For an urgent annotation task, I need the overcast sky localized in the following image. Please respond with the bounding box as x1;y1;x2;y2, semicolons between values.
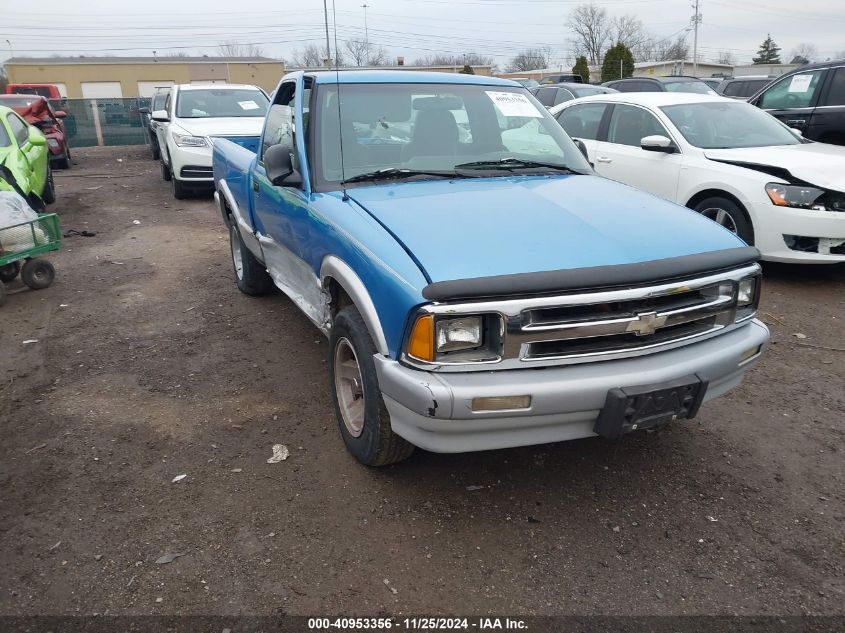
3;0;844;69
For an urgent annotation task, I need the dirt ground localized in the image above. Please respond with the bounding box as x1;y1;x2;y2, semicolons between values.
0;146;843;617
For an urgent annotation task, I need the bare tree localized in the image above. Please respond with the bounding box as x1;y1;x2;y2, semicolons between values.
611;14;650;61
507;48;551;72
366;46;389;66
567;3;611;66
343;38;389;66
216;41;265;57
789;43;818;64
716;50;736;65
655;35;689;61
291;43;341;68
412;53;493;67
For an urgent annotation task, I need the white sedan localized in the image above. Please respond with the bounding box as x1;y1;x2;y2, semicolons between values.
551;93;845;263
153;84;269;199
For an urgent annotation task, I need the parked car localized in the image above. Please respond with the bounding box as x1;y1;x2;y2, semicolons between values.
139;91;169;160
5;83;63;100
747;59;845;145
530;83;618;108
552;92;845;263
212;70;768;466
602;76;717;95
539;73;584;84
717;76;776;100
152;84;269;199
0;95;71;169
700;77;726;91
510;78;540;88
0;105;55;207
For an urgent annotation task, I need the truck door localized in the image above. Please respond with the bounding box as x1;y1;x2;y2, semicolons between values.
251;78;323;323
753;68;827;139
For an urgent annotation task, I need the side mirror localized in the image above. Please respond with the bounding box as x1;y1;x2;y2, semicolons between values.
640;135;677;153
264;143;301;187
54;110;67;118
151;109;169;122
573;138;590;161
28;126;47;147
139;107;150;115
790;127;803;138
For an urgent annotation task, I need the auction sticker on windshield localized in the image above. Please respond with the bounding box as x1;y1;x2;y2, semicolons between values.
788;74;813;93
486;91;543;117
238;100;260;110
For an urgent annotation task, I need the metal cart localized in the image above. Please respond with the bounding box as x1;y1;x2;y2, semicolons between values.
0;213;61;306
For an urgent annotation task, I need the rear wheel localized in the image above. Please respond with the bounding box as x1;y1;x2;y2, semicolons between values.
41;166;56;204
329;306;415;466
55;145;71;170
21;259;55;290
0;281;6;306
0;262;20;283
693;196;753;245
229;223;274;295
151;138;160;160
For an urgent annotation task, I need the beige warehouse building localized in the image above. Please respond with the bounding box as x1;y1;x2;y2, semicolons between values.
4;56;286;98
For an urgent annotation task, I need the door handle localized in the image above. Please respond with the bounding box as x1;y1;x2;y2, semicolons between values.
252;180;259;193
786;119;806;126
595;156;613;163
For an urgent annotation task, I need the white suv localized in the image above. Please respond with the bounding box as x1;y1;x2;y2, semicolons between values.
153;84;269;199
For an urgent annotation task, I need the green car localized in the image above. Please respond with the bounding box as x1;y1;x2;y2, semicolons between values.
0;104;55;208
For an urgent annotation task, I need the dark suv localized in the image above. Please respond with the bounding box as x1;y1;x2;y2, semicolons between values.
538;73;584;85
716;76;775;99
602;76;716;94
530;83;618;108
748;59;845;146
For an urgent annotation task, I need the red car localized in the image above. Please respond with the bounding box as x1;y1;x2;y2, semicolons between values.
0;95;71;169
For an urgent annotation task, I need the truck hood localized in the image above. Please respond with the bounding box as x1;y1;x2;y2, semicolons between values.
704;143;845;191
347;175;746;284
173;117;264;138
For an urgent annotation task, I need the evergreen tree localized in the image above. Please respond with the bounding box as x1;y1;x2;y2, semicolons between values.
572;56;590;83
753;34;782;64
601;43;634;82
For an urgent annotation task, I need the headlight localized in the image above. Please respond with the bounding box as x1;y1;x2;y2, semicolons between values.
765;183;826;210
406;313;501;363
436;316;482;352
735;274;760;322
172;132;206;147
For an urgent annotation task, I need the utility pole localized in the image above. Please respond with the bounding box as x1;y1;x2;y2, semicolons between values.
361;3;370;60
323;0;332;69
691;0;702;76
620;58;623;79
5;39;13;59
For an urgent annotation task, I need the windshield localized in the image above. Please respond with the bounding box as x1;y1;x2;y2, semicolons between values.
572;86;614;97
176;88;269;119
664;80;717;95
661;101;801;148
314;82;591;187
0;96;39;108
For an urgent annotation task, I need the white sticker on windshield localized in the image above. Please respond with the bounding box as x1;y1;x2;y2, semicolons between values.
486;91;544;118
238;100;260;110
787;74;813;93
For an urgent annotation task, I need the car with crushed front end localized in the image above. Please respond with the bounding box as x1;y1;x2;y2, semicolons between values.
212;70;769;466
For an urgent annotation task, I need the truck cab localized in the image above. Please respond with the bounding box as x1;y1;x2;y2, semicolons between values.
213;70;768;466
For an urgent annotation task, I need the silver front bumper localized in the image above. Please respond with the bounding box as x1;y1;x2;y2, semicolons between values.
375;319;769;453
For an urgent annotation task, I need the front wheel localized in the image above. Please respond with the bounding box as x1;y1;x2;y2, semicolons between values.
329;306;415;466
172;174;190;200
41;166;56;204
0;262;20;283
160;158;172;181
21;259;55;290
693;197;753;245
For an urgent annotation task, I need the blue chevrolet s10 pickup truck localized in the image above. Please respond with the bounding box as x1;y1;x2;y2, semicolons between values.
212;70;769;466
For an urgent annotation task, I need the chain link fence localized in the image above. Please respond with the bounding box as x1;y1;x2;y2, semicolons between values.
51;98;152;148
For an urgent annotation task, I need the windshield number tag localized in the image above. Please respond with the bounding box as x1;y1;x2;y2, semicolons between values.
486;91;543;118
787;75;812;93
238;100;260;110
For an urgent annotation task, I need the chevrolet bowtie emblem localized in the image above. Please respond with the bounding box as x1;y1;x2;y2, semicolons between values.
626;311;667;336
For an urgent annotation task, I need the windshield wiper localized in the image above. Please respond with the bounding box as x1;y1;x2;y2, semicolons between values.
454;158;585;174
342;167;465;184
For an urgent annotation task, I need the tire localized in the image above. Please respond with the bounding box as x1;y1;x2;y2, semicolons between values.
160;158;172;181
0;281;6;306
329;306;415;466
0;262;20;283
693;196;754;245
229;223;274;295
41;166;56;205
172;173;190;200
21;258;55;290
55;145;71;170
151;139;160;161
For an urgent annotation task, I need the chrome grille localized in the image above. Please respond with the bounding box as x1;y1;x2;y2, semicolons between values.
406;264;760;372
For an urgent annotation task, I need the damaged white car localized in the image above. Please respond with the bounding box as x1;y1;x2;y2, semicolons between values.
553;93;845;263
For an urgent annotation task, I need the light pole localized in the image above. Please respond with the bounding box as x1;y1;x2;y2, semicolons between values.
5;39;13;59
691;0;702;76
361;3;370;61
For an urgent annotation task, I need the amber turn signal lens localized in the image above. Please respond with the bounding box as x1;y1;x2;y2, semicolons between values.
408;314;434;361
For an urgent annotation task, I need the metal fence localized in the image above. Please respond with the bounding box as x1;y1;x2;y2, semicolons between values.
51;98;152;148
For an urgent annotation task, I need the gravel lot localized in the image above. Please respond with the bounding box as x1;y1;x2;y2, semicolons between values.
1;146;843;617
